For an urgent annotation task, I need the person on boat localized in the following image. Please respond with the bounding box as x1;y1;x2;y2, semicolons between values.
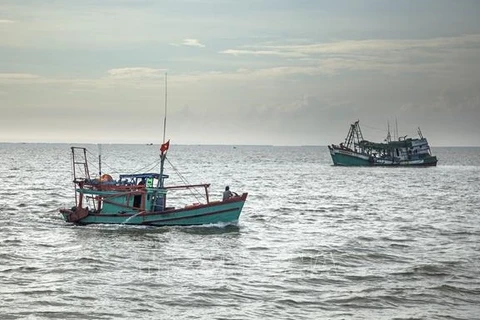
223;186;232;201
223;186;238;201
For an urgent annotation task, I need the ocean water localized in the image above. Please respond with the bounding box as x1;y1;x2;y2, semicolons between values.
0;143;479;320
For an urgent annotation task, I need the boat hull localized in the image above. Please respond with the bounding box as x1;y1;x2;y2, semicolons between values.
329;147;437;167
328;148;371;166
60;193;247;226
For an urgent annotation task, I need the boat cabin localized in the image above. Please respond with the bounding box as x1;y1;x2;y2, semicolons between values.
77;173;170;214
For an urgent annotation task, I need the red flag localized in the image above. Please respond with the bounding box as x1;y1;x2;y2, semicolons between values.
160;139;170;154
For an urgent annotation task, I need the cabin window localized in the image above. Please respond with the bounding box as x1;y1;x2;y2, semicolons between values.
133;194;142;208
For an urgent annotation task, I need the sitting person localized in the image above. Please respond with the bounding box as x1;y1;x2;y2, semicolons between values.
222;186;238;201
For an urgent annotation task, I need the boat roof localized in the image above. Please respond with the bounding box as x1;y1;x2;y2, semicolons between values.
119;173;169;179
359;138;427;149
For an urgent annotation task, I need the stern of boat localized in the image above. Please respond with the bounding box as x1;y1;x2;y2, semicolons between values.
59;206;89;223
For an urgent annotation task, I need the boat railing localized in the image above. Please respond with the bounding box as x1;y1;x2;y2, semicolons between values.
165;183;211;190
166;183;212;203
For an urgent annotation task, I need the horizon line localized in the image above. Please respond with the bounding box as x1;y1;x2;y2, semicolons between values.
1;141;479;148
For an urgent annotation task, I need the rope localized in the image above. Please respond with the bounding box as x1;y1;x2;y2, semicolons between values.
85;149;160;177
165;156;206;202
84;148;207;203
360;122;421;140
360;123;387;132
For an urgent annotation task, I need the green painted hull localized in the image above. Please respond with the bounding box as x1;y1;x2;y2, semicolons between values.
329;147;437;167
60;198;246;226
329;149;371;166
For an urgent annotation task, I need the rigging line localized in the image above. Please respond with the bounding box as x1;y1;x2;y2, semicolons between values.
145;160;161;174
362;125;419;139
360;123;387;132
165;157;206;201
84;149;105;175
98;161;118;174
133;159;161;174
164;157;189;184
86;147;163;176
89;159;118;176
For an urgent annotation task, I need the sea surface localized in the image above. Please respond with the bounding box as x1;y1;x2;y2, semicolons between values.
0;143;479;320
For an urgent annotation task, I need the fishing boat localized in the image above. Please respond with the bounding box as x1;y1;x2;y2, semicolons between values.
59;74;248;226
59;145;248;226
328;120;438;166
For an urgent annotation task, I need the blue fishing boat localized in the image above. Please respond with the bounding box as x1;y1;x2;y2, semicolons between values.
59;145;248;226
328;120;438;166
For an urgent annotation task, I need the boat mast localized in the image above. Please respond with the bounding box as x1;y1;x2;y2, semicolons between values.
395;117;399;141
386;121;391;142
98;144;102;177
163;73;167;144
417;127;424;139
345;120;363;149
159;73;167;188
356;121;364;142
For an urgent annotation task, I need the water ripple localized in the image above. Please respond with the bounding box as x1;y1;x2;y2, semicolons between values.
0;144;479;319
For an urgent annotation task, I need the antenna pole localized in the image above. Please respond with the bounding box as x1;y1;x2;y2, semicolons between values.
158;73;168;188
386;121;391;142
98;144;102;177
163;73;167;144
395;117;398;141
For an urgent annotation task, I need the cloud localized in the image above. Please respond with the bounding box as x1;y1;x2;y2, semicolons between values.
220;34;480;76
0;73;41;82
0;19;14;24
223;34;480;58
107;67;166;79
221;49;305;58
173;38;206;48
1;33;479;88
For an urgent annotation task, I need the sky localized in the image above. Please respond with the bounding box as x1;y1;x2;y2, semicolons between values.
1;0;480;146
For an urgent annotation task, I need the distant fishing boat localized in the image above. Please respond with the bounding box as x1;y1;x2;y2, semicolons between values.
328;120;438;166
59;74;248;226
